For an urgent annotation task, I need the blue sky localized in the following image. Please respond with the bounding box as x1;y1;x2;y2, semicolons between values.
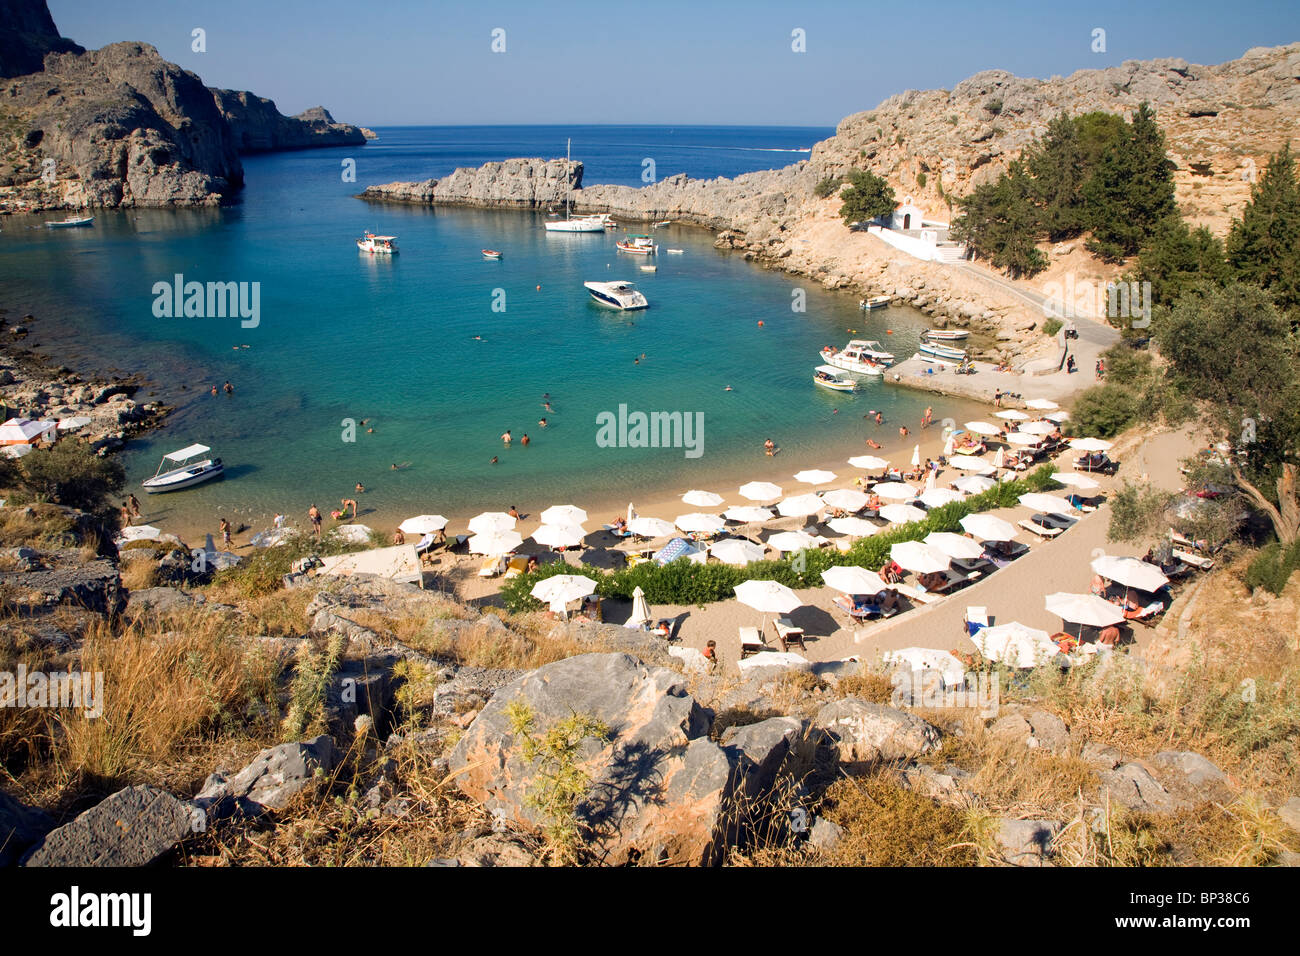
49;0;1300;127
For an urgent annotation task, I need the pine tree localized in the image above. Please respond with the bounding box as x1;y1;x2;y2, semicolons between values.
1226;145;1300;321
1134;216;1229;306
838;168;896;226
1084;103;1177;261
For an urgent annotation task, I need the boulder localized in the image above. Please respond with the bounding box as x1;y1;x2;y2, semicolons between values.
21;785;192;866
807;817;843;851
1025;709;1070;752
1147;751;1232;805
1100;762;1184;813
996;818;1061;866
1277;796;1300;834
813;698;942;765
720;716;813;798
193;735;337;820
449;653;741;866
0;789;53;866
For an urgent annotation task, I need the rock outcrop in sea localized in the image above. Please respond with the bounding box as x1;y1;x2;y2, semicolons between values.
211;93;366;153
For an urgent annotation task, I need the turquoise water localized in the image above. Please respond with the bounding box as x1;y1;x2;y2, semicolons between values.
0;127;971;530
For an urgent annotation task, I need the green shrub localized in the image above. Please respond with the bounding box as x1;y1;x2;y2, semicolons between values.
1071;384;1143;438
212;529;374;597
916;171;928;190
1244;539;1300;596
16;442;125;512
813;175;842;199
1108;481;1176;544
1042;317;1063;337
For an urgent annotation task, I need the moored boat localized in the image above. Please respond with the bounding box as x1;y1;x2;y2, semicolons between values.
923;328;969;341
859;295;891;310
820;339;892;374
482;249;502;259
616;234;657;255
357;232;398;254
46;216;94;228
814;365;857;391
919;340;967;361
584;280;648;310
142;444;224;494
544;139;607;233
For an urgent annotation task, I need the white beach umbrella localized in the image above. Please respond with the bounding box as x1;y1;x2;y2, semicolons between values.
710;538;767;566
995;409;1030;421
768;530;819;553
794;469;837;486
910;444;921;467
971;622;1059;668
1004;432;1042;446
942;434;955;456
1051;472;1099;490
627;503;637;525
532;523;587;549
848;455;889;470
531;574;598;605
1018;492;1075;514
891;541;951;574
821;564;888;594
964;421;1001;436
1070;437;1113;452
924;531;985;560
734;580;802;634
1045;410;1071;423
1091;554;1169;592
919;488;964;508
924;468;937;492
827;516;879;537
675;512;726;534
991;447;1006;470
468;511;516;535
879;503;926;524
399;514;449;534
724;505;774;523
681;490;724;508
953;475;996;494
872;482;918;500
469;529;523;555
1019;420;1056;436
821;488;869;511
626;586;652;630
739;481;783;501
777;493;825;517
949;455;994;473
1025;398;1059;410
1045;592;1125;628
628;516;676;538
884;647;968;686
540;504;588;526
959;513;1018;541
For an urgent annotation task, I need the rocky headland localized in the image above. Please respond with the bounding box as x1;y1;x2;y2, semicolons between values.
0;0;365;212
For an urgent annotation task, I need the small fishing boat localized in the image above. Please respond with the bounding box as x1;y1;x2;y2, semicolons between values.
814;365;857;392
913;352;963;368
666;249;684;255
859;295;891;310
653;220;672;228
584;280;648;310
616;234;657;255
142;444;224;494
46;216;94;228
923;328;969;341
357;232;398;254
820;339;891;374
482;249;502;259
639;264;657;272
919;340;967;362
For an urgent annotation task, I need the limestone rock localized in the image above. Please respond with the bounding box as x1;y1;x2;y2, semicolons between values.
813;698;942;765
194;735;337;819
996;818;1061;866
21;785;192;866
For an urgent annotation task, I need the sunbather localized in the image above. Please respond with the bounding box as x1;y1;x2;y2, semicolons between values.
916;570;948;593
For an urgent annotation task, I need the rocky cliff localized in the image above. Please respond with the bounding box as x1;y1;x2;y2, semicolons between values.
0;0;81;79
212;92;366;152
360;157;580;208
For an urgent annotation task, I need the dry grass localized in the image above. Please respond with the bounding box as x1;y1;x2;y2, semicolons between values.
119;557;160;591
0;504;80;549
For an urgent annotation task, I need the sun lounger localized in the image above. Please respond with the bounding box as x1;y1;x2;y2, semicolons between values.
1018;518;1063;539
833;594;879;620
774;616;806;652
1172;548;1213;569
895;583;942;605
503;555;530;579
739;626;765;658
965;606;988;636
477;555;506;577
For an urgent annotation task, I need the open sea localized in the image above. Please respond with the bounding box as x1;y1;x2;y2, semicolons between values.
0;125;979;531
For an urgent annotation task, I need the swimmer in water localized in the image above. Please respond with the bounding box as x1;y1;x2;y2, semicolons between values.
539;418;548;427
490;456;499;464
724;386;733;391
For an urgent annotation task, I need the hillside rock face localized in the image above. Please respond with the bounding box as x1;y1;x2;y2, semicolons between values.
0;42;243;208
212;92;366;152
0;0;81;79
361;157;580;208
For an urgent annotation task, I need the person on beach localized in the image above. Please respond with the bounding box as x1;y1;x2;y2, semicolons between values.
865;438;882;449
994;390;1002;407
273;513;286;529
526;556;539;573
341;497;358;519
393;529;406;545
899;426;909;439
501;430;512;444
703;640;718;673
764;438;777;456
521;433;530;446
922;406;933;428
309;505;322;539
127;494;142;520
120;502;132;526
220;517;232;547
508;505;521;518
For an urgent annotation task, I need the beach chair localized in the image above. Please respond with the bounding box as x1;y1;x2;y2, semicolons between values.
503;555;530;579
739;626;764;659
833;594;879;621
477;555;506;577
964;606;988;637
1018;518;1063;539
895;583;942;605
774;616;806;652
1172;548;1213;570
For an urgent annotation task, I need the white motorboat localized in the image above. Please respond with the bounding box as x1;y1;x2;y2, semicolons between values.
142;444;224;494
920;340;967;361
584;280;648;310
666;249;684;254
544;139;607;233
46;216;94;228
616;234;657;255
923;328;969;341
814;365;857;392
859;295;891;310
357;231;397;254
819;339;890;374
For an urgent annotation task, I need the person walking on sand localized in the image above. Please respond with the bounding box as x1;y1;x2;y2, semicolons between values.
994;389;1002;407
922;406;933;428
127;493;142;520
308;504;322;539
220;517;232;548
120;502;132;527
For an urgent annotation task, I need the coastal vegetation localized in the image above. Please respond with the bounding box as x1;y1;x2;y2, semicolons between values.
837;168;896;226
2;442;124;513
